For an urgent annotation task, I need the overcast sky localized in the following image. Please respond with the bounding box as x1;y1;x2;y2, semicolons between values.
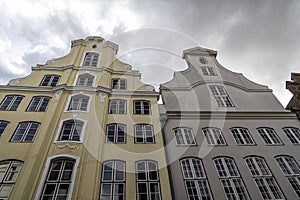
0;0;299;106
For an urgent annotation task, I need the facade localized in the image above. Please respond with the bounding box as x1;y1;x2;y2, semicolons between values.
160;47;300;199
286;73;300;120
0;36;172;199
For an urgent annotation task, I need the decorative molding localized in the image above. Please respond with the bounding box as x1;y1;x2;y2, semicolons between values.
54;90;63;102
99;92;107;103
8;78;20;85
55;143;80;149
46;59;55;65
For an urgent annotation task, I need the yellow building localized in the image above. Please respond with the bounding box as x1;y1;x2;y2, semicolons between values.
0;36;172;200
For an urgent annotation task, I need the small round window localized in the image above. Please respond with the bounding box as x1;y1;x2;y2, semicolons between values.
199;57;208;64
92;44;97;49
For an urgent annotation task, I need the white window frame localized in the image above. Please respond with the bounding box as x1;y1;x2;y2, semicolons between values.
81;52;101;67
100;160;126;200
10;122;40;142
111;79;127;90
134;124;155;144
173;127;196;146
40;75;60;87
0;121;9;137
54;118;87;143
65;94;91;112
230;127;255;145
0;95;24;111
108;99;127;114
202;127;226;145
213;157;250;199
136;160;161;200
201;67;217;76
245;156;285;199
257;127;283;145
209;85;234;107
283;127;300;144
105;124;126;144
133;100;151;115
75;72;95;87
180;158;212;199
27;96;51;112
34;154;80;200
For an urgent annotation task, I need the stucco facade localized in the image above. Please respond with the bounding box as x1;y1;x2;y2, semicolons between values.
160;47;300;199
0;36;171;199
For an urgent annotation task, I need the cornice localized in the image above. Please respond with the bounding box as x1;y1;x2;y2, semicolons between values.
165;111;298;120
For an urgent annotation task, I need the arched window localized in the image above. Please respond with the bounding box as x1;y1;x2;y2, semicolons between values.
106;124;126;143
136;160;161;200
133;100;151;115
213;157;249;199
257;127;282;145
11;122;40;142
100;160;125;200
275;155;300;197
58;120;84;141
83;52;100;67
40;158;76;199
0;95;24;111
245;156;284;199
230;127;255;145
173;127;196;145
67;95;89;111
180;158;212;199
202;127;226;145
134;124;154;143
76;73;95;86
0;121;9;137
283;127;300;144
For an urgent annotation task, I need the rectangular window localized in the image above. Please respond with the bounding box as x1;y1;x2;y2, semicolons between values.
67;95;89;111
76;74;94;86
106;124;126;143
109;100;127;114
0;121;9;137
202;128;226;145
27;96;50;112
83;52;99;67
112;79;127;90
257;128;282;145
134;101;151;115
230;127;255;145
174;127;196;145
40;75;60;87
11;122;40;142
209;86;234;107
201;67;217;76
0;95;24;111
135;124;154;144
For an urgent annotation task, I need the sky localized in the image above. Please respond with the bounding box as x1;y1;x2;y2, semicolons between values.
0;0;299;106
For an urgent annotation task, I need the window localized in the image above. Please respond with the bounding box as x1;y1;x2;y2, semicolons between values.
40;158;76;199
202;127;226;145
275;155;300;198
180;158;212;199
245;156;284;199
27;96;50;112
76;73;94;86
209;86;234;107
11;122;40;142
112;79;127;90
0;121;9;137
106;124;126;143
199;57;208;64
100;160;125;200
136;160;161;200
0;160;23;200
283;127;300;144
257;128;282;145
135;124;155;144
0;95;23;111
173;127;196;145
67;95;89;111
213;157;250;199
83;52;100;67
134;100;151;115
230;127;255;145
109;100;126;114
40;75;60;87
58;120;83;142
201;67;217;76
